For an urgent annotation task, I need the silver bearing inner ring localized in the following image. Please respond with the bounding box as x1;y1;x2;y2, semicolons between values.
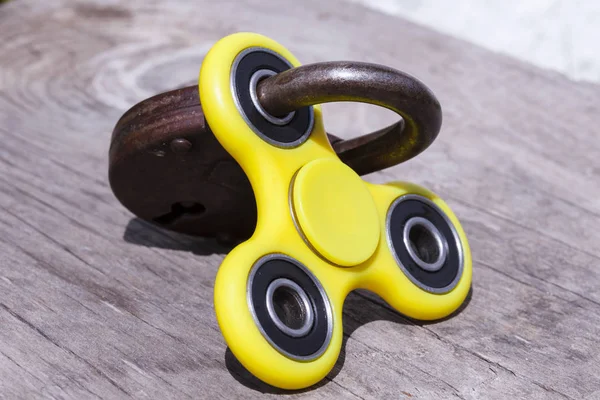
403;216;449;272
249;69;296;126
266;278;314;337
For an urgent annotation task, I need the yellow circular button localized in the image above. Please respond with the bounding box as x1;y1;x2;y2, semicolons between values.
291;158;380;267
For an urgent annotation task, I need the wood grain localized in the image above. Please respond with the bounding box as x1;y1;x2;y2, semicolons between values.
1;1;599;399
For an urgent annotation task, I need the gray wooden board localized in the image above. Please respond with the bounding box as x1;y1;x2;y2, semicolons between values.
0;0;599;399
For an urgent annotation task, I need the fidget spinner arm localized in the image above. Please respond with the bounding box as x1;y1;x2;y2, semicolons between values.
199;33;472;389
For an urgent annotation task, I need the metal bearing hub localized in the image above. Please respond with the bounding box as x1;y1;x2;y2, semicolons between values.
266;278;314;338
403;216;448;272
386;194;464;293
247;254;333;360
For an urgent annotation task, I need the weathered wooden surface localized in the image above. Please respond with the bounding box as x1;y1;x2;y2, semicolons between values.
1;1;599;399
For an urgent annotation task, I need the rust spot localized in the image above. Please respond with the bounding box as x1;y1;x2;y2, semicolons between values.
401;391;413;398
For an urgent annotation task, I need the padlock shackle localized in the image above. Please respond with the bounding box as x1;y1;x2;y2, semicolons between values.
257;61;442;175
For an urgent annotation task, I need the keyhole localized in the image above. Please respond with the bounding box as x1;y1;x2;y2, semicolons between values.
153;202;206;225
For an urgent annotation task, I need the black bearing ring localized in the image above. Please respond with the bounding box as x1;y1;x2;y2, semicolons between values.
247;254;333;360
230;48;314;148
386;194;464;293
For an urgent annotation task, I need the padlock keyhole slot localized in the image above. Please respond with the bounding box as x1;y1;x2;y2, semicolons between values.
153;202;206;225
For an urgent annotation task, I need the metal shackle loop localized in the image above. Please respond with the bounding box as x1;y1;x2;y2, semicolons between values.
257;61;442;175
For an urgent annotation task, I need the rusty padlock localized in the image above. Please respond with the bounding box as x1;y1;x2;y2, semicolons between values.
109;61;441;242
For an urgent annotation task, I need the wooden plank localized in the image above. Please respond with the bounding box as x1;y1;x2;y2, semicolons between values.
1;0;599;399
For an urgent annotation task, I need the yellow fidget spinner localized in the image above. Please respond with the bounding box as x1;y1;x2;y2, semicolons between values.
199;33;472;389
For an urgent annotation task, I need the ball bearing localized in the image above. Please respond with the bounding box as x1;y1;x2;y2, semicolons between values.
247;254;333;360
386;194;464;293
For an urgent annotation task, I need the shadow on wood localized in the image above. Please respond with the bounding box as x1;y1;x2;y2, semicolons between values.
414;286;473;326
122;216;473;392
122;217;231;256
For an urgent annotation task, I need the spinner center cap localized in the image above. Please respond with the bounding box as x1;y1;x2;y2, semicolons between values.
291;158;380;267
